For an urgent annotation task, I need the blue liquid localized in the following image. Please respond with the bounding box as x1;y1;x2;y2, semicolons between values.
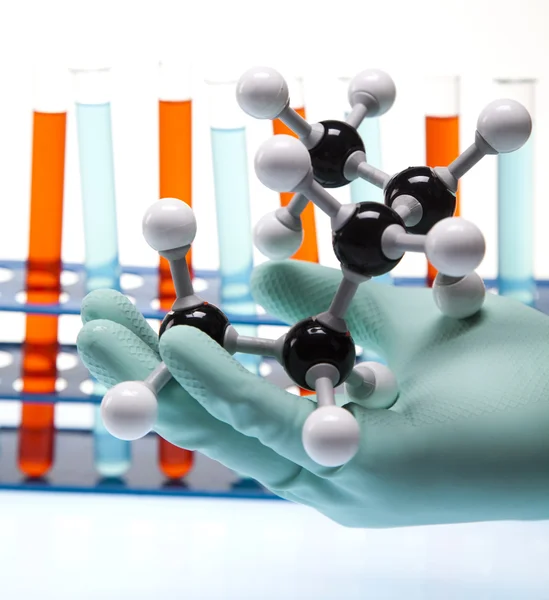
497;137;536;305
350;117;383;205
75;102;130;477
75;103;121;290
345;114;391;285
92;385;131;479
211;127;260;375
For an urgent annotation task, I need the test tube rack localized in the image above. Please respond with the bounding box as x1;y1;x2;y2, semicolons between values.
2;260;549;497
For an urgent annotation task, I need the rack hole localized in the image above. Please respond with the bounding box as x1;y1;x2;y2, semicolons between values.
79;379;95;395
193;278;208;292
0;268;14;283
259;362;273;377
57;353;78;371
61;271;79;286
121;274;145;290
0;351;13;368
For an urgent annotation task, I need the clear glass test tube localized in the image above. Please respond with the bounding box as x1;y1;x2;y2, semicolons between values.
425;75;461;287
18;65;68;478
339;75;391;287
71;67;121;290
272;75;319;263
158;60;194;481
70;66;129;478
207;79;260;374
495;78;536;305
159;61;193;286
339;75;384;205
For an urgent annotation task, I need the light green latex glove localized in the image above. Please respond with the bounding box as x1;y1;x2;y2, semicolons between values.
77;260;549;528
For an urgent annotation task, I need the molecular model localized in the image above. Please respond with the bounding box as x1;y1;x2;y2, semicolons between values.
100;67;532;469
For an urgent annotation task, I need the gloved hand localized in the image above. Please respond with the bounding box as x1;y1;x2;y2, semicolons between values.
77;260;549;528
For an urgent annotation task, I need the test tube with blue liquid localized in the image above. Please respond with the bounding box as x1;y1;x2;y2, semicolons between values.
339;75;390;286
71;66;130;478
495;78;536;306
337;75;389;364
339;75;384;205
207;78;260;375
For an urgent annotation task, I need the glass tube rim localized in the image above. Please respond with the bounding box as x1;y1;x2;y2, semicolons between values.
425;72;461;78
69;66;112;74
424;74;461;85
494;77;538;85
204;77;238;86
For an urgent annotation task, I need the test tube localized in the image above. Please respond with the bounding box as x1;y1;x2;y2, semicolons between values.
340;75;391;287
207;78;260;374
339;75;384;205
72;67;121;290
157;61;194;479
71;66;130;478
272;76;319;263
18;66;67;478
425;75;461;286
495;78;536;305
93;383;132;478
159;61;194;286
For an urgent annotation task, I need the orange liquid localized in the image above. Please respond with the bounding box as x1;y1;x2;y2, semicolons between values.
159;99;193;288
425;116;460;286
273;108;319;264
158;98;194;478
18;111;66;478
158;440;194;479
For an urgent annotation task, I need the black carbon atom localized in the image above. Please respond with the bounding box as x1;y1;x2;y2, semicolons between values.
308;120;365;188
384;166;456;235
282;317;356;391
159;302;230;346
332;201;405;277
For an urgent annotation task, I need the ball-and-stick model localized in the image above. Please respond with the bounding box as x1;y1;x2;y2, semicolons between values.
101;198;376;467
100;67;532;470
237;66;532;318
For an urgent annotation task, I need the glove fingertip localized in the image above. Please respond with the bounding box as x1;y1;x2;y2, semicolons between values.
81;289;130;324
76;319;113;354
77;319;161;390
76;319;124;389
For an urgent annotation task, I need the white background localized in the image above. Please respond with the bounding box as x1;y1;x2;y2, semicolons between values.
0;0;547;426
2;490;549;599
0;0;547;280
1;4;549;597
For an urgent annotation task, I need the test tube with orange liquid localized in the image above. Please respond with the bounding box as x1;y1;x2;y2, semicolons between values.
157;61;194;479
425;76;461;286
18;66;67;478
